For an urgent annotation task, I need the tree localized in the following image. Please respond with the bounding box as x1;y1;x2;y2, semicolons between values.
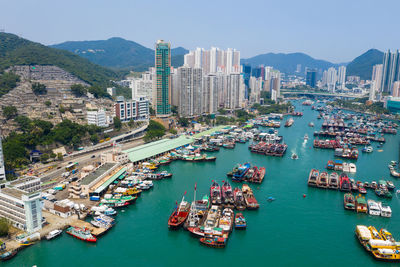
90;134;99;144
171;105;178;115
40;153;49;163
32;82;47;95
59;105;66;113
144;120;166;142
70;84;87;97
57;153;63;161
44;100;51;107
178;117;189;127
113;117;122;130
50;153;57;159
2;105;18;119
149;106;155;116
169;128;177;134
0;218;10;237
218;108;228;115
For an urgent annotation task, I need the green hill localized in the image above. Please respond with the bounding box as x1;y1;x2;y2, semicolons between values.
0;32;122;86
346;49;384;80
51;37;188;71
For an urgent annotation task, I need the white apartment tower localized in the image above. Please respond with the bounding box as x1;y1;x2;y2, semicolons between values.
370;64;383;101
0;137;5;181
337;66;346;89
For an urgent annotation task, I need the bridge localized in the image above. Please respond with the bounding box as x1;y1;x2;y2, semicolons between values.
280;90;368;99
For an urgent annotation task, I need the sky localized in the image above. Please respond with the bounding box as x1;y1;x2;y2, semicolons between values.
1;0;399;63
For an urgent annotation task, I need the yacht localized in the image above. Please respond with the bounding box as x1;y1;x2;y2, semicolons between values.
378;202;392;218
367;200;380;216
46;229;62;240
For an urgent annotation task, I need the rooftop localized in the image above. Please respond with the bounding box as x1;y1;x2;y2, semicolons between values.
94;167;127;194
123;125;228;163
0;187;26;199
81;163;116;185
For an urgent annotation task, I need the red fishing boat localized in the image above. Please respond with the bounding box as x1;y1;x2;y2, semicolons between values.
66;227;97;243
199;236;227;248
242;184;259;209
339;173;351;191
168;193;190;229
251;167;265;183
210;181;222;205
221;181;234;208
233;188;246;210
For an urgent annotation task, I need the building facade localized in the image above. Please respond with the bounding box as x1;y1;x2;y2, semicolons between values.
0;138;5;181
155;40;171;117
381;50;400;94
306;69;317;88
370;64;383;101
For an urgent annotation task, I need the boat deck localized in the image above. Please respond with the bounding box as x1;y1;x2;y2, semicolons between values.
69;220;107;236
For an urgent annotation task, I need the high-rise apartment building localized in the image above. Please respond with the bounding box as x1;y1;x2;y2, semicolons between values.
370;64;383;101
0;137;5;181
203;74;218;114
381;50;400;94
129;70;154;104
155;40;171;117
337;66;346;89
327;67;337;92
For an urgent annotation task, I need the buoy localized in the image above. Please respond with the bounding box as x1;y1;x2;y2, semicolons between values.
303;194;306;198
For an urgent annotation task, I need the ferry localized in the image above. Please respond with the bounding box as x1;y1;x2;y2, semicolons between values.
367;200;381;216
343;193;355;210
66;227;97;242
307;169;319;187
380;229;395;242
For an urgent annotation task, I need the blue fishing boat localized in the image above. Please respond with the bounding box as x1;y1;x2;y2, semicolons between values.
231;163;251;182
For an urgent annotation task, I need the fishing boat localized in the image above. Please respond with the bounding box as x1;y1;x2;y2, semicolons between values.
45;229;62;240
339;173;351;191
203;205;221;229
242;184;259;209
234;213;246;229
309;122;314;127
66;227;97;242
328;172;339;189
251;167;266;183
185;185;207;229
307;169;319;187
386;181;395;191
304;134;309;140
231;163;251;182
221;181;235;208
194;195;210;211
0;250;18;261
291;153;298;160
350;179;358;191
233;188;246;210
343;193;355;210
199;236;227;248
210;181;222;205
357;182;367;194
90;214;115;230
285;118;294;127
168;194;190;229
362;146;373;153
355;195;367;213
219;208;234;232
367;200;381;216
317;172;328;188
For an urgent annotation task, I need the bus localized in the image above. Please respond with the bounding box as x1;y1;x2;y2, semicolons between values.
65;162;78;172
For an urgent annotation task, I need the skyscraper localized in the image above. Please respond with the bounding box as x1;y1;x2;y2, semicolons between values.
0;137;5;181
155;40;171;117
327;67;337;92
306;69;317;88
381;50;400;94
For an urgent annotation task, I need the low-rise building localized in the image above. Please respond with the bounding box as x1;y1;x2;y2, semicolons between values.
87;109;108;127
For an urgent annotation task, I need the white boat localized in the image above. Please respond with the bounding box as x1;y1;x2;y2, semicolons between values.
291;153;298;160
349;163;357;173
304;134;309;140
342;163;350;173
367;200;380;216
45;229;62;240
378;202;392;218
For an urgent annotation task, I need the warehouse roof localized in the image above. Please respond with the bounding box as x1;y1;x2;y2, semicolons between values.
94;167;127;194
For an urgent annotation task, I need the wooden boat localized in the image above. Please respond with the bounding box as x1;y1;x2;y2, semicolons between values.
199;236;227;248
66;227;97;242
343;193;355;210
317;172;328;188
328;172;339;189
210;181;222;205
233;188;246;211
168;196;190;229
355;195;367;213
242;184;259;209
0;250;18;261
307;169;319;187
234;213;246;229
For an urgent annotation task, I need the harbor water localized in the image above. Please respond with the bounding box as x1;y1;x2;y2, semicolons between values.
5;101;400;267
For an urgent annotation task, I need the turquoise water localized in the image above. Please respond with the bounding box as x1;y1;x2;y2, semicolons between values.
5;101;400;267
